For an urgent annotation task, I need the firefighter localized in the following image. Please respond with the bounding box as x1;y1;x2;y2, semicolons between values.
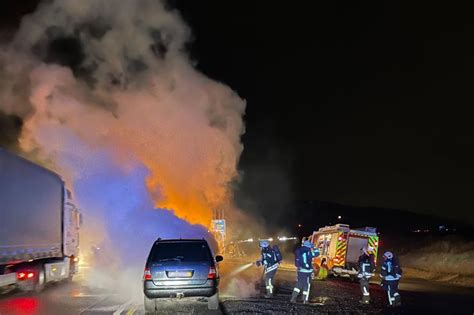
255;240;280;298
357;246;376;304
380;251;402;307
290;240;320;304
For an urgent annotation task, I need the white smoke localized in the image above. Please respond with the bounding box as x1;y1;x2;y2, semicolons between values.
0;0;246;224
0;0;246;298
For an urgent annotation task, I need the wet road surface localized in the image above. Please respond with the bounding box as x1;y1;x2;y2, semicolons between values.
0;260;473;314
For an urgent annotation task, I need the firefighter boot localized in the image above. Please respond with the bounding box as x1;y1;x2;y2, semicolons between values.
290;290;299;303
264;279;273;298
359;295;370;304
264;288;273;298
393;293;401;307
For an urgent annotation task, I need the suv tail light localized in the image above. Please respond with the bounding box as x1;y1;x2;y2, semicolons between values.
208;266;217;279
143;268;152;280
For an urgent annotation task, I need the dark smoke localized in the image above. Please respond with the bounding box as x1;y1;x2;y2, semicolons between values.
0;112;22;150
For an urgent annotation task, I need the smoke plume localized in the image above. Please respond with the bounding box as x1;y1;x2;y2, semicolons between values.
1;0;245;226
0;0;246;295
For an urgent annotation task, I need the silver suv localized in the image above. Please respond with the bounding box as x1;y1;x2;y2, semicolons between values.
143;239;223;313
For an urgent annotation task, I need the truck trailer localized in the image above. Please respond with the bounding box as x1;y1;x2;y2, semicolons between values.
309;224;379;278
0;148;81;292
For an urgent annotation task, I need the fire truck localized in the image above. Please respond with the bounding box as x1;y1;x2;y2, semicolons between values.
308;224;379;278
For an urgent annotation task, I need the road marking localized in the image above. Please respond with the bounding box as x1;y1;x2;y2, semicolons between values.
78;296;109;314
126;306;137;315
72;293;119;298
113;299;133;315
87;305;125;312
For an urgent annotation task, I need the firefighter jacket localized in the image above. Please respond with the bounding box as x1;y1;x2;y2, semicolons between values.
380;257;402;281
358;253;376;279
259;247;279;273
295;246;320;273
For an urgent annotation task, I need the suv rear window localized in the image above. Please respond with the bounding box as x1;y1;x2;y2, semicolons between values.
151;242;212;262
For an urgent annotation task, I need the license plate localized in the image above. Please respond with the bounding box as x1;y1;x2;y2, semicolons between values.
167;271;193;278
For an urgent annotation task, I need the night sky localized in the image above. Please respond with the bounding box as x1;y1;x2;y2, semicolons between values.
2;1;474;225
175;1;474;225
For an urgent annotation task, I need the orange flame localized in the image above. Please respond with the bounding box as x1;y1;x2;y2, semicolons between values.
146;175;213;227
143;156;233;227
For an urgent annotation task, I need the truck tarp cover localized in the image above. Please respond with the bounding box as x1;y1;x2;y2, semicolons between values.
0;149;63;264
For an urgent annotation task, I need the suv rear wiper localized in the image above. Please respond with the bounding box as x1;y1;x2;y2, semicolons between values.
158;257;183;262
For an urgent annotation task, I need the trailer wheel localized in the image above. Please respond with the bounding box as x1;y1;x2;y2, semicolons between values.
34;267;46;293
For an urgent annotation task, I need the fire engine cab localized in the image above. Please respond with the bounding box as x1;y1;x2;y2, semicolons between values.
309;224;379;278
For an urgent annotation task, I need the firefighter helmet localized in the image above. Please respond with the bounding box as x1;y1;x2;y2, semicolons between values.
383;251;393;259
363;246;375;255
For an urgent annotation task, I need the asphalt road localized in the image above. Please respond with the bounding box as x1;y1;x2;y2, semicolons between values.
0;260;473;314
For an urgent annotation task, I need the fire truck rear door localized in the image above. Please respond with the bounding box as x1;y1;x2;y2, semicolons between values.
345;235;368;263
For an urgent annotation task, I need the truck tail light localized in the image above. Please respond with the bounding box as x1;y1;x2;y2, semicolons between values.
17;271;35;281
208;266;217;279
143;268;152;280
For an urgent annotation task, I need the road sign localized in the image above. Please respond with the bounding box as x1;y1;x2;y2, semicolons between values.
211;219;226;235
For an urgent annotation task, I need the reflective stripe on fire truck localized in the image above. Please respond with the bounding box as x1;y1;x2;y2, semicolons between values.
368;235;379;263
335;232;347;266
